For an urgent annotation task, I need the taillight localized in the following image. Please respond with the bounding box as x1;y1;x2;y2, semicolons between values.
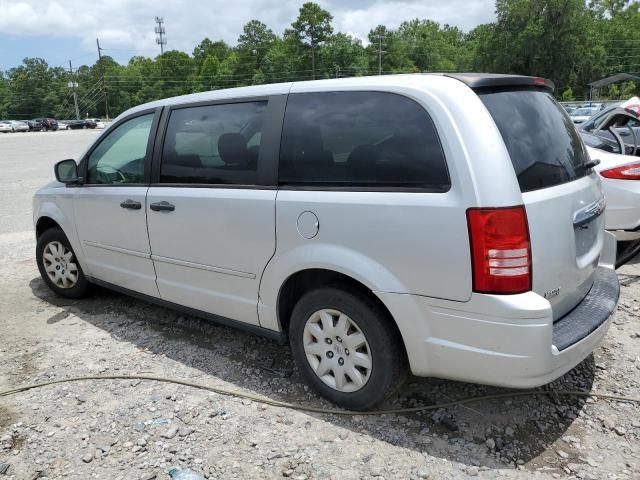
467;206;532;294
600;163;640;180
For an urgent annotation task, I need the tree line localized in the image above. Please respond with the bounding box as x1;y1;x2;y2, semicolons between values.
1;0;639;120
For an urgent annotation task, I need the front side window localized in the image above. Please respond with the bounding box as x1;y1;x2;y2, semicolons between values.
160;101;267;185
86;114;153;184
278;91;450;190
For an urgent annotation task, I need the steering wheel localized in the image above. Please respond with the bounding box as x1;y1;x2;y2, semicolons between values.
609;127;627;156
97;165;127;183
625;124;638;156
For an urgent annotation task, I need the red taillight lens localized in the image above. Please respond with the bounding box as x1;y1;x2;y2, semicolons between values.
467;206;532;294
600;163;640;180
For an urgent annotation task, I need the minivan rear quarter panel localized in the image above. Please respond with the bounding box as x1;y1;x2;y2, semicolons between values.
259;77;530;331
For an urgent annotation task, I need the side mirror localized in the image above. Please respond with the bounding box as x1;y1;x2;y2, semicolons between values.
54;159;80;184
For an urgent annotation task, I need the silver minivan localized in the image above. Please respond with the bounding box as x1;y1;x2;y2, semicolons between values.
34;74;620;410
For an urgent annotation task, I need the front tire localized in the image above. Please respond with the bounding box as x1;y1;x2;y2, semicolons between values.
289;285;405;410
36;227;88;298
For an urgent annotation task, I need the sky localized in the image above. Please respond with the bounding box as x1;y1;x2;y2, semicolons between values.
0;0;496;71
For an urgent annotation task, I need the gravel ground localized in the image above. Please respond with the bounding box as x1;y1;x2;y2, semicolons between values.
0;130;639;480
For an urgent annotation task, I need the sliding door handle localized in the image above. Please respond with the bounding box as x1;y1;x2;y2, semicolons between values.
150;201;175;212
120;199;142;210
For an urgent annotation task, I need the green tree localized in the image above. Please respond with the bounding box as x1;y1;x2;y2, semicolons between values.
561;87;575;101
193;39;230;66
237;19;277;79
287;2;334;79
320;33;367;78
621;81;637;98
477;0;603;99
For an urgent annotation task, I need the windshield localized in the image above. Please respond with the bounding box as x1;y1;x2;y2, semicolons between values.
479;88;590;192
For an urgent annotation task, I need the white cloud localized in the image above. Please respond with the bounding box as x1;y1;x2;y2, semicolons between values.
0;0;496;59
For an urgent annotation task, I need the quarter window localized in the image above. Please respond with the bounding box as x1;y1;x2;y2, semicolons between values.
160;101;267;185
86;114;153;184
278;91;450;190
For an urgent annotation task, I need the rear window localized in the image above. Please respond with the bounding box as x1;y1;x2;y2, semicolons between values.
479;89;589;192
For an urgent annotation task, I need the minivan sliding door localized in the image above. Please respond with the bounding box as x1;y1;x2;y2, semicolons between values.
146;96;284;326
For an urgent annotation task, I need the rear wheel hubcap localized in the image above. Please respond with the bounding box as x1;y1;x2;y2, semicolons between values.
302;308;372;393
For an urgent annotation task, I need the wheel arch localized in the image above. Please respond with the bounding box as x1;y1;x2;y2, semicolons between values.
275;268;409;365
35;216;62;239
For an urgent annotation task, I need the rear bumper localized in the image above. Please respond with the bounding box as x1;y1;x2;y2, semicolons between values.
378;266;619;388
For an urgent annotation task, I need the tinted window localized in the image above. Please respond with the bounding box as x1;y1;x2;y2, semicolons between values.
87;114;153;184
161;101;267;185
479;89;589;192
279;92;449;190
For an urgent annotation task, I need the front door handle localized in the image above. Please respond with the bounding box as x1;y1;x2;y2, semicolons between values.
150;201;175;212
120;199;142;210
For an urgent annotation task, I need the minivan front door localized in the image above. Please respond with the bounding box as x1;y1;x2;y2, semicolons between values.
146;99;282;326
73;111;159;297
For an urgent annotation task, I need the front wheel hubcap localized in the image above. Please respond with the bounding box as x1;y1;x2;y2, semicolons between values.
302;309;372;393
42;241;78;289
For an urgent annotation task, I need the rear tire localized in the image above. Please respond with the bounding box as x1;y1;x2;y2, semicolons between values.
616;239;640;269
289;285;405;410
36;227;89;298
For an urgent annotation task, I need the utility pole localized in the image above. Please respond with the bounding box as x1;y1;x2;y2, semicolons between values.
96;38;110;120
67;61;80;120
311;40;316;80
155;17;167;54
377;35;384;75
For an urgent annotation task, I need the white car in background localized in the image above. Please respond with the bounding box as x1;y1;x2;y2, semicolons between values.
9;120;29;132
588;146;640;266
571;105;601;125
0;121;14;133
57;122;69;130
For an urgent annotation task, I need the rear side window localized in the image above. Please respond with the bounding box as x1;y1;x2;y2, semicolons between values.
279;91;449;190
161;101;267;185
479;89;589;192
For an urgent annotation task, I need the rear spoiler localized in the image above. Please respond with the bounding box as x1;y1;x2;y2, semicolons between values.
444;73;555;92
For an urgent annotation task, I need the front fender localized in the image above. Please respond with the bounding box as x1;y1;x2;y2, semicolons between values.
34;190;87;273
258;242;409;332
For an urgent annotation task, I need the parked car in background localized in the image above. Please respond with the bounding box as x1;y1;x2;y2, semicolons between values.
27;119;44;131
34;73;619;410
0;121;14;133
570;105;601;124
9;120;29;132
33;118;58;131
57;121;69;130
67;119;97;129
579;97;640;157
88;118;106;129
587;146;640;267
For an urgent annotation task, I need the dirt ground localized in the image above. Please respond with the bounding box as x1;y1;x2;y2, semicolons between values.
0;130;639;480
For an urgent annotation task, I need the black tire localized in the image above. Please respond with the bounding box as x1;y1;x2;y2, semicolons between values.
289;285;405;410
616;239;640;269
36;227;89;298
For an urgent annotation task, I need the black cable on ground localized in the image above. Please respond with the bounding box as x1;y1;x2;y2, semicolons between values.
1;374;639;415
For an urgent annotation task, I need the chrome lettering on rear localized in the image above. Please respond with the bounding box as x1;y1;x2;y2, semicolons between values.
544;287;561;299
